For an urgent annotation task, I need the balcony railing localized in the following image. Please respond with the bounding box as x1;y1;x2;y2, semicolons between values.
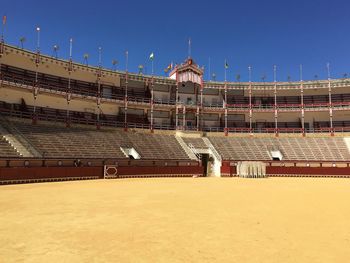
3;74;350;112
1;106;350;134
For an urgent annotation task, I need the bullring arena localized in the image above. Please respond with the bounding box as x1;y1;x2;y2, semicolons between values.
2;26;350;261
1;178;350;262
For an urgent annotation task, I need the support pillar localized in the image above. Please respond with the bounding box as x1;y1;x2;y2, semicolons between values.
124;51;129;131
175;85;179;129
300;65;305;136
196;78;204;131
32;50;40;124
200;77;204;130
66;93;71;127
33;28;41;125
182;105;186;130
328;80;333;136
0;39;3;88
273;65;278;136
150;78;154;132
224;83;228;136
248;66;253;135
66;39;73;128
124;73;128;131
327;63;333;136
301;84;305;136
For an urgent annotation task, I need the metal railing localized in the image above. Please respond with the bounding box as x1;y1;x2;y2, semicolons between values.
202;138;222;162
2;107;350;135
3;74;350;111
188;143;201;160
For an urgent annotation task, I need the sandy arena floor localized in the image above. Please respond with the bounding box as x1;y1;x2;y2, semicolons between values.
1;177;350;262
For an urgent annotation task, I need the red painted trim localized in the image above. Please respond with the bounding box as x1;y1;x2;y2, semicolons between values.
220;164;236;177
0;166;204;182
267;166;350;176
116;166;203;176
0;167;103;181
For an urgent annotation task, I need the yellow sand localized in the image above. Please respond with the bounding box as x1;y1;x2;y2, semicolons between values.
1;177;350;263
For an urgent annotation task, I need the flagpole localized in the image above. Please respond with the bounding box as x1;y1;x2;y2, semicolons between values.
36;27;40;52
69;38;73;59
126;50;129;72
1;15;6;42
224;59;227;82
151;59;154;75
0;15;5;85
188;38;191;59
327;62;331;80
98;47;102;67
208;57;211;81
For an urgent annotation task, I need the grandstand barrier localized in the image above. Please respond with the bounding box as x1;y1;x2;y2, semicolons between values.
3;103;350;135
220;161;350;178
266;166;350;177
0;159;203;184
104;165;204;179
0;166;103;185
220;161;237;177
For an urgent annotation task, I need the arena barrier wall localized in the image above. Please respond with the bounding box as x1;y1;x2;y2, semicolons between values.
221;161;350;178
0;160;204;184
105;166;204;179
266;166;350;177
220;161;237;177
0;167;103;184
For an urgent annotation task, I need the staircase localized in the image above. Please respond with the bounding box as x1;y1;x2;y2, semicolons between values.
203;137;222;161
188;143;201;160
343;138;350;156
175;135;198;160
0;116;42;157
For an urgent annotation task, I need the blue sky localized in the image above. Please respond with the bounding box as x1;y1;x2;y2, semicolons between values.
2;0;350;81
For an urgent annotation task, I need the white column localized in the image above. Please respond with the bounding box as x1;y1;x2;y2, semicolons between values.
175;85;179;129
224;83;228;135
273;65;278;135
182;105;186;130
327;63;333;134
66;38;73;127
248;66;253;134
300;64;305;135
150;78;154;132
124;51;128;130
